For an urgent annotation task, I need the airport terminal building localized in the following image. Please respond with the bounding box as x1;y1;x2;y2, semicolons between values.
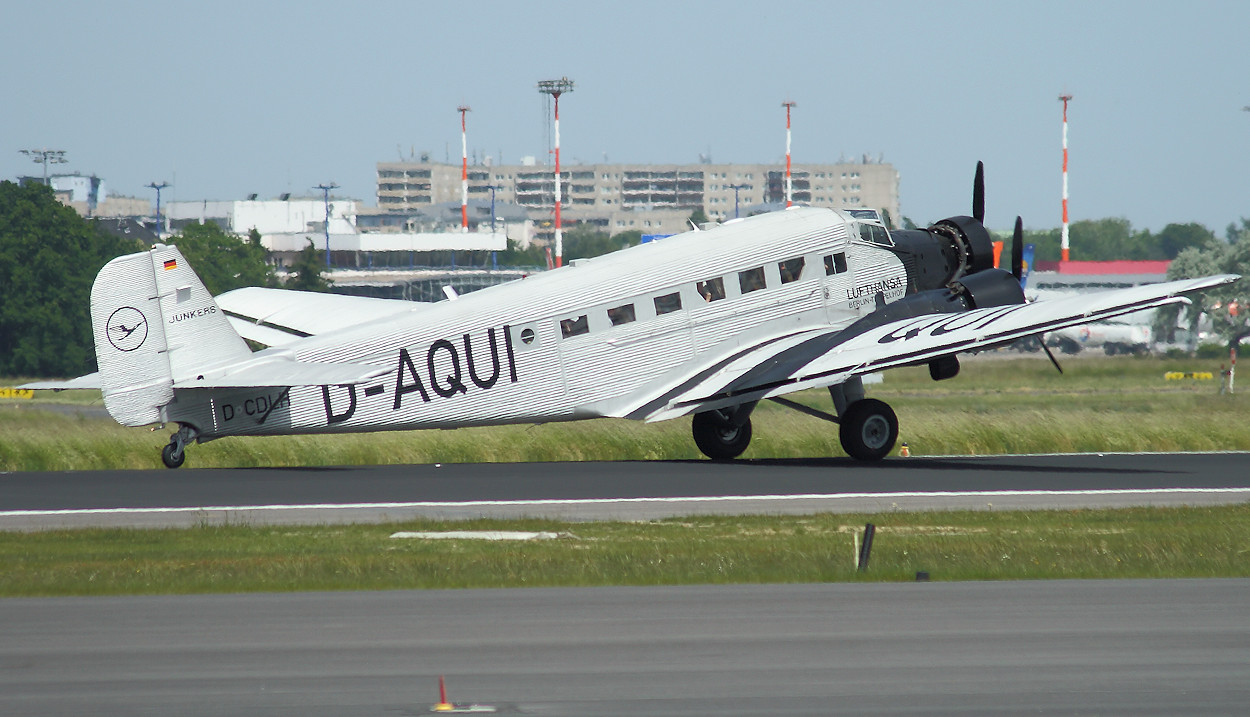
372;158;900;238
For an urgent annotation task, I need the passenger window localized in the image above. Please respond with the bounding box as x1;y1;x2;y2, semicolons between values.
696;277;726;302
607;303;636;326
738;267;766;294
654;292;682;315
824;253;848;275
560;314;589;338
778;257;804;284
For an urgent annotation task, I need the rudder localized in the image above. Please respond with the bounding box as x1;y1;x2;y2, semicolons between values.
92;244;252;426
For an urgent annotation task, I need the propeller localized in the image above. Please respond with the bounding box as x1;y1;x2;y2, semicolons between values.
972;161;985;224
1011;216;1024;281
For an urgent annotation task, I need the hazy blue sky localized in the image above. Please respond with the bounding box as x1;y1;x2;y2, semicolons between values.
3;0;1247;233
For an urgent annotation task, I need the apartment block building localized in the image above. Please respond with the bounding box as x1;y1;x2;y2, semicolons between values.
376;158;900;238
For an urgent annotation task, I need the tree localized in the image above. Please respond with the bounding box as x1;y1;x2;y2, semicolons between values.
562;224;631;260
0;181;142;376
285;241;334;292
169;222;276;295
688;207;710;227
1159;228;1250;352
494;238;547;267
1157;223;1216;259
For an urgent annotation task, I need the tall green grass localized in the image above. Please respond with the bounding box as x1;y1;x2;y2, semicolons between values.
3;356;1245;471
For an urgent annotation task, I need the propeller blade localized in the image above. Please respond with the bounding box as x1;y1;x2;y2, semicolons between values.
1012;216;1024;281
972;161;985;224
1038;335;1064;374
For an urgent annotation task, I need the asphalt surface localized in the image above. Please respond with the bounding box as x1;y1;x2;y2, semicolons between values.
3;452;1250;529
3;580;1248;716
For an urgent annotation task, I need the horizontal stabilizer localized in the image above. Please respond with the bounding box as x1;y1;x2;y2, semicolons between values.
171;353;391;389
20;373;103;390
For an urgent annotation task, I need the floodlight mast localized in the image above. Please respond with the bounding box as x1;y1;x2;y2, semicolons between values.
316;182;339;269
20;148;67;185
458;105;471;232
1059;94;1073;262
782;101;796;207
146;182;170;239
538;77;574;268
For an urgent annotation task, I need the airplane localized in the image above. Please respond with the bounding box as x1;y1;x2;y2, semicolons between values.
24;164;1239;468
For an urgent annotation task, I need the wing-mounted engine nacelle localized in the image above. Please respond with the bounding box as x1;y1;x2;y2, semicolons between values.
888;215;996;292
950;266;1026;309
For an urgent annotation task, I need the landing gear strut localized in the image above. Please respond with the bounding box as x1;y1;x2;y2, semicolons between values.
161;424;196;469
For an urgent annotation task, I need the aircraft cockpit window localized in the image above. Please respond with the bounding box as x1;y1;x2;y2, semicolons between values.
739;267;766;294
560;314;589;338
607;303;636;326
824;253;848;275
697;277;726;302
857;223;892;246
654;292;682;315
778;257;805;283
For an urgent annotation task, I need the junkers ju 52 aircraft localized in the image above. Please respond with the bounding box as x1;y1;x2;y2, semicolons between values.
28;164;1238;467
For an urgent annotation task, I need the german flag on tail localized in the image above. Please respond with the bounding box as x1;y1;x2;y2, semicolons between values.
163;259;177;271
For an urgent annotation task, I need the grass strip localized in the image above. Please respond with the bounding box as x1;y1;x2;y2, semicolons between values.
2;506;1248;597
2;356;1247;471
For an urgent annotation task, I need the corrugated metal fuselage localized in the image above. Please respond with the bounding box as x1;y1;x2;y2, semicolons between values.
166;207;907;438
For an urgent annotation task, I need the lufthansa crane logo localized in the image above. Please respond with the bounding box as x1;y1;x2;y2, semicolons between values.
106;306;148;352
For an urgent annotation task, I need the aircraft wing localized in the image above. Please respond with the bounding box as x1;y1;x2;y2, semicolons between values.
636;274;1238;422
216;287;425;346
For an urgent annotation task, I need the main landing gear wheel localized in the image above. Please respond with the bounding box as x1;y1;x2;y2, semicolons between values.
692;411;753;461
839;398;898;462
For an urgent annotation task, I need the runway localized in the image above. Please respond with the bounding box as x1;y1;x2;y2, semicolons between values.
3;579;1248;716
2;452;1249;529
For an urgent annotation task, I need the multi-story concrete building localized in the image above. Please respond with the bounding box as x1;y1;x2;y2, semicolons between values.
375;158;900;238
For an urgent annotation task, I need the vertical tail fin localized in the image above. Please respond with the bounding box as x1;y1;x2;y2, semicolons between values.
92;244;252;426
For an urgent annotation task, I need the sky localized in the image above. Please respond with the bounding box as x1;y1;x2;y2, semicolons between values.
3;0;1248;234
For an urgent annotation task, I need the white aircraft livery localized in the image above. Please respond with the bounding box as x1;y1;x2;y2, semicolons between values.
26;165;1239;467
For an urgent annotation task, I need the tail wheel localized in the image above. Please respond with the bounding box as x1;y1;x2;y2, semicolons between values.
692;411;753;461
161;442;186;469
839;398;898;461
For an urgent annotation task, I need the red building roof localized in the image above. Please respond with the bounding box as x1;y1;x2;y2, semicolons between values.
1033;260;1171;275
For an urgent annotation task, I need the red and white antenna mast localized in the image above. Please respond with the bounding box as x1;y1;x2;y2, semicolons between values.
783;100;797;207
1059;94;1072;261
539;77;574;268
458;105;471;232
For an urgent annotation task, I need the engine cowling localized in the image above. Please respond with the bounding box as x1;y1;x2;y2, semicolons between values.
887;215;997;293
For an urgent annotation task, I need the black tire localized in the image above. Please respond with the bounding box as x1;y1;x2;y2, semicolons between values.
839;398;898;461
161;442;186;469
692;411;753;461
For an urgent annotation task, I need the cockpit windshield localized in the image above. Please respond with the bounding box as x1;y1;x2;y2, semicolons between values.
847;209;893;246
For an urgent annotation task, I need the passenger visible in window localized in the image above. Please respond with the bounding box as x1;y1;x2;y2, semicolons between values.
696;277;725;302
607;303;636;326
739;267;766;294
779;257;804;283
560;315;589;338
824;253;848;275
